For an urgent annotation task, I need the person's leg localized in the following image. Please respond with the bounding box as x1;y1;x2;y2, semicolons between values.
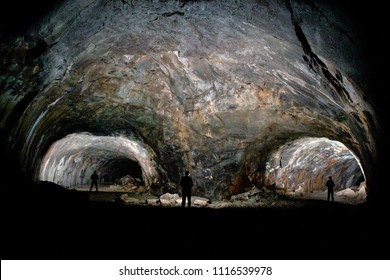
181;193;187;207
187;193;191;208
95;182;98;192
331;190;334;202
90;183;93;192
327;190;330;201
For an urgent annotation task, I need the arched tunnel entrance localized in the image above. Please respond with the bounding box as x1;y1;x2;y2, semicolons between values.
263;137;366;203
39;133;159;188
99;157;143;185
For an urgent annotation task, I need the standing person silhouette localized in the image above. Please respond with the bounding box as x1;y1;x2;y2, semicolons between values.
326;176;335;202
90;170;99;192
180;170;193;208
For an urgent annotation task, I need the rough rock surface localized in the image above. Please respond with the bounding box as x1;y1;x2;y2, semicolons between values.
2;0;390;262
0;0;386;203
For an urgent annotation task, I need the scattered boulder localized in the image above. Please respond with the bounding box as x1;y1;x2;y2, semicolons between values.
336;188;358;198
159;193;179;206
231;187;262;201
356;182;367;201
194;199;208;207
119;193;140;204
118;175;135;185
146;198;160;206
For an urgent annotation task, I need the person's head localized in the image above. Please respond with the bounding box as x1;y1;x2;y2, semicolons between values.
328;176;332;179
185;170;190;176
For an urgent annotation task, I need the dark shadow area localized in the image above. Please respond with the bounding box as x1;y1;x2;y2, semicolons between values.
0;0;64;37
101;157;143;184
1;180;389;260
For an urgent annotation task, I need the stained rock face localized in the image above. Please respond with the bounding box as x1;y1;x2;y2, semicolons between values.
0;0;383;201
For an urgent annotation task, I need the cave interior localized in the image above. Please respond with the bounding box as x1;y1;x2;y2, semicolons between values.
1;0;389;260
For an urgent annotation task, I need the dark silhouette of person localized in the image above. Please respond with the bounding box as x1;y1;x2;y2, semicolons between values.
180;170;193;208
90;170;99;192
326;176;335;202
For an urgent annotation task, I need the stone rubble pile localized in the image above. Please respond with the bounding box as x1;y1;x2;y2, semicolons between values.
116;184;302;208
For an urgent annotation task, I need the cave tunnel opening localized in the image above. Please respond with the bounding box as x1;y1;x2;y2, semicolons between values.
99;157;143;185
38;132;159;188
263;137;366;204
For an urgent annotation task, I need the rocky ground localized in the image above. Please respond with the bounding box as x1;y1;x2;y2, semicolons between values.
3;179;388;261
71;182;365;209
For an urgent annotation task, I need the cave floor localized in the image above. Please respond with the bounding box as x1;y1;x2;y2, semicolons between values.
2;182;389;260
71;184;362;208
